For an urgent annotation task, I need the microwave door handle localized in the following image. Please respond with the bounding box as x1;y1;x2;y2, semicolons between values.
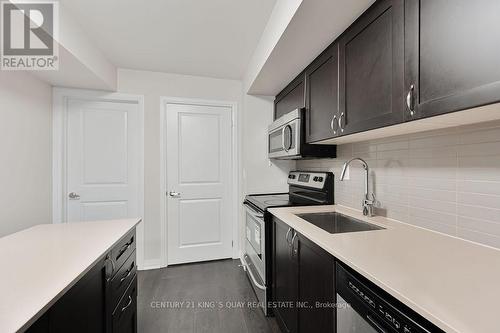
281;126;287;152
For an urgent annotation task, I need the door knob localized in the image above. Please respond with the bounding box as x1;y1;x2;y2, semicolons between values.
68;192;80;200
169;191;181;198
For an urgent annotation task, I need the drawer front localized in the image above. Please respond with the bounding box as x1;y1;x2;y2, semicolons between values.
110;250;136;312
111;229;136;274
112;276;137;333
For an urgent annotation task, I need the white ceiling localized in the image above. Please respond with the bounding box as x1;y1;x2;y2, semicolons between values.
60;0;276;80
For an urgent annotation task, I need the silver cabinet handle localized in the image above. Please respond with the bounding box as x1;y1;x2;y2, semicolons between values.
338;112;345;133
330;115;338;134
285;227;292;246
120;264;134;283
169;191;181;198
406;84;415;116
121;296;133;313
68;192;80;200
291;231;298;255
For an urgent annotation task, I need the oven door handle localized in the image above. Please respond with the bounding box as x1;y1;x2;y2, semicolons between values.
245;204;264;219
241;256;266;291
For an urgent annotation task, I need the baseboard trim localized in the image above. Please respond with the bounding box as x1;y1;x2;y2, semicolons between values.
138;259;162;271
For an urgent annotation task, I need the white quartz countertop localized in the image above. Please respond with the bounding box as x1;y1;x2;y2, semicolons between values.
0;218;141;333
268;205;500;333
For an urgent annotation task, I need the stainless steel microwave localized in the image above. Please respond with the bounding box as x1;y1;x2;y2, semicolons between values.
268;109;336;159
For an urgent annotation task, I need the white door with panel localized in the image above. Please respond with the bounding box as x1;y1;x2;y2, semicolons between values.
166;102;233;265
66;99;140;222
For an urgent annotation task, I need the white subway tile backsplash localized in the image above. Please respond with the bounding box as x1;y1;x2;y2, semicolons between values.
457;180;500;196
458;155;500;181
409;216;456;235
375;138;409;152
409;146;457;159
457;204;500;223
409;132;458;149
297;120;500;250
457;228;500;249
457;192;500;210
409;196;457;214
409;207;456;226
408;177;456;191
459;125;500;144
458;142;500;157
458;216;500;237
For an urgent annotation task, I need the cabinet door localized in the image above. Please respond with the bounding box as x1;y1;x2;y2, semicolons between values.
112;277;137;333
272;218;298;333
305;44;340;143
275;74;305;120
339;0;404;135
297;235;335;333
405;0;500;120
49;259;107;333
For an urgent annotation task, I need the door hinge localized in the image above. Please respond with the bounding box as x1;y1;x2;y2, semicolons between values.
232;241;234;248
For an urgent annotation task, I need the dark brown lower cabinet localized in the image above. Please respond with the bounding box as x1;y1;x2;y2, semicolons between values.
49;258;107;333
112;277;138;333
297;234;335;333
272;217;335;333
26;228;137;333
273;217;298;333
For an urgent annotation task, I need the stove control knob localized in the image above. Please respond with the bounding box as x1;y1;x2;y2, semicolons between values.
317;177;324;182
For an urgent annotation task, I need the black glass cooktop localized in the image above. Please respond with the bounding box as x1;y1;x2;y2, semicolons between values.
244;193;296;212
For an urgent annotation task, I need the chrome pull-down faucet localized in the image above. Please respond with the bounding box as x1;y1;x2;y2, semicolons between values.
339;157;376;217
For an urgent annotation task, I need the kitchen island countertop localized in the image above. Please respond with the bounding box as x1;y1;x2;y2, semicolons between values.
0;218;141;333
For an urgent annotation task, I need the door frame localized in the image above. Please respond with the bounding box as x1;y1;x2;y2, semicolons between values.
52;87;145;266
160;96;239;267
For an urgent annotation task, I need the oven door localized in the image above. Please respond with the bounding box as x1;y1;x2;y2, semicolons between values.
242;204;268;314
244;205;265;280
268;117;300;159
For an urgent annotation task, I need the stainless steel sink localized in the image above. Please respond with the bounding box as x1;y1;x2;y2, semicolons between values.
296;212;385;234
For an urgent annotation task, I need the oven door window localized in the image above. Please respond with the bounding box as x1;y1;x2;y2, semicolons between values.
246;212;262;257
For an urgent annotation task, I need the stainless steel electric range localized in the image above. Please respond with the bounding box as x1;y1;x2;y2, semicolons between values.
242;171;334;316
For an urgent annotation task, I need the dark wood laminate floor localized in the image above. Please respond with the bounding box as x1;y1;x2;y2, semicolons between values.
137;259;281;333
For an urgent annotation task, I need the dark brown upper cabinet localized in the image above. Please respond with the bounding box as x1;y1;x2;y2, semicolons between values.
405;0;500;120
304;44;340;143
338;0;404;136
274;73;305;120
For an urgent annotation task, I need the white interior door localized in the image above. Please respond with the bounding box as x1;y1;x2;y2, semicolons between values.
66;99;140;222
166;102;233;265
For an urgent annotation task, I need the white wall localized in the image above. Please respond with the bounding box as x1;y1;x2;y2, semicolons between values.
242;94;295;194
240;93;295;257
0;72;52;237
117;69;243;267
298;120;500;250
117;69;296;266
